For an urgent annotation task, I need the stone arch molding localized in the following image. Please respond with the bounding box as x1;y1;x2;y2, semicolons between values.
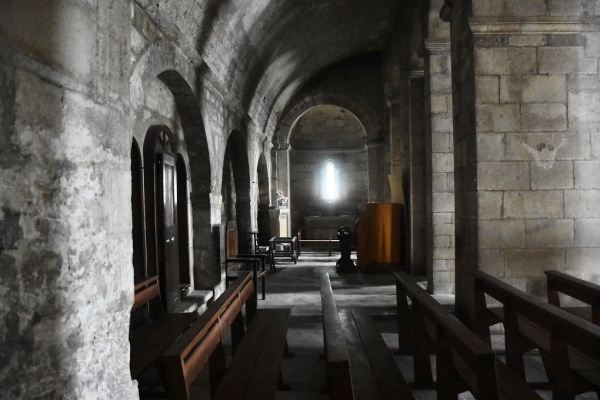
275;93;382;148
130;41;198;114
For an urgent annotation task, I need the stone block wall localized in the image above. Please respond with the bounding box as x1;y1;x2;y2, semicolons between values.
472;15;600;295
451;0;600;320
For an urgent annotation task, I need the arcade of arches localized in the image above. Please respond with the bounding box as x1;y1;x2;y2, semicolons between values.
0;0;599;397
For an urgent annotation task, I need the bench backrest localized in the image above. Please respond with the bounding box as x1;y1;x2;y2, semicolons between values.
545;269;600;324
158;272;256;399
474;271;600;370
320;272;354;400
395;272;500;399
131;275;160;312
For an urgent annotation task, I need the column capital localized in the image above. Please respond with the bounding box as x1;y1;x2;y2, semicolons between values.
424;40;451;52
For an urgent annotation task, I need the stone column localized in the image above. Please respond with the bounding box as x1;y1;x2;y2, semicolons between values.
408;73;428;277
367;141;385;202
0;1;138;397
425;40;456;294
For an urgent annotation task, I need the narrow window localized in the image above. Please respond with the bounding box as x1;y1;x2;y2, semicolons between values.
321;159;339;201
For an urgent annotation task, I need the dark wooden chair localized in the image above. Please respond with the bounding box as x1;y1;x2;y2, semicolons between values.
225;221;267;300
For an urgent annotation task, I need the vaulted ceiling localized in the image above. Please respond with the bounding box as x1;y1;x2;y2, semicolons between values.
137;0;419;137
198;0;404;133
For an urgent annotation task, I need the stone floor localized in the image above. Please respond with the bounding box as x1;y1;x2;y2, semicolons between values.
159;251;598;399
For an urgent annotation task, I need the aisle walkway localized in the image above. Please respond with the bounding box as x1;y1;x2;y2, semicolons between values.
188;251;564;399
266;252;559;400
264;251;423;399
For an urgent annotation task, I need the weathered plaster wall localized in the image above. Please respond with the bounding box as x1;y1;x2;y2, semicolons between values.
0;0;138;397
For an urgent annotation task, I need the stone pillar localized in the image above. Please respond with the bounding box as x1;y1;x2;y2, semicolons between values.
388;91;409;179
425;40;456;294
367;141;385;202
408;73;428;277
0;1;138;397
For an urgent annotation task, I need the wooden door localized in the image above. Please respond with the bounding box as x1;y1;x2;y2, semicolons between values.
157;153;180;312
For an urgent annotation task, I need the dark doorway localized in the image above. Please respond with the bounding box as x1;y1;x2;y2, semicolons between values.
156;153;180;311
176;154;191;295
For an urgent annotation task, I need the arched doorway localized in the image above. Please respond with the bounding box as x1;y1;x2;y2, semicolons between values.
143;126;182;312
131;139;146;284
176;154;191;295
287;105;369;238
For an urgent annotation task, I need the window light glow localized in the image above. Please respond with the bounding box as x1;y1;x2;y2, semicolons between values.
322;160;339;201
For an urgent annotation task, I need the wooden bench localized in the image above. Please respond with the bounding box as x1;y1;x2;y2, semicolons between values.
297;230;339;256
474;270;600;400
395;271;541;400
545;269;600;325
158;271;290;399
320;272;413;400
129;275;198;382
225;221;267;300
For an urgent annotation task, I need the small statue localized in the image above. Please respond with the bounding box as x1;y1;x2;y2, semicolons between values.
276;190;288;208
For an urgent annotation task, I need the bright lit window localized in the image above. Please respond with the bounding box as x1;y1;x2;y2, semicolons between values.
321;159;340;201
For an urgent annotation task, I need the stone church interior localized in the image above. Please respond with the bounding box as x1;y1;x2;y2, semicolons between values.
1;0;600;398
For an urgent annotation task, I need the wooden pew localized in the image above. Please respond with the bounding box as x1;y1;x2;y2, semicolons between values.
225;221;267;300
474;270;600;400
395;271;541;400
129;275;197;382
297;230;339;256
545;269;600;325
320;272;414;400
158;271;290;399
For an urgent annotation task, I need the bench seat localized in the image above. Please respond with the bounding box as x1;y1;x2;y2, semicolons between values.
321;272;413;400
129;276;198;381
158;272;289;399
130;311;197;379
340;308;414;400
213;308;291;399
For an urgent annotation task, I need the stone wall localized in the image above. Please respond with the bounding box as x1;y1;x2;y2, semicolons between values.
0;0;138;397
451;0;600;321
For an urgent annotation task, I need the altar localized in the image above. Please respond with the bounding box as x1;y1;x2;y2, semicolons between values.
302;215;357;240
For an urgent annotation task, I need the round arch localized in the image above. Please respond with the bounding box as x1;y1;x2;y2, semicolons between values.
130;41;215;290
273;92;382;148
